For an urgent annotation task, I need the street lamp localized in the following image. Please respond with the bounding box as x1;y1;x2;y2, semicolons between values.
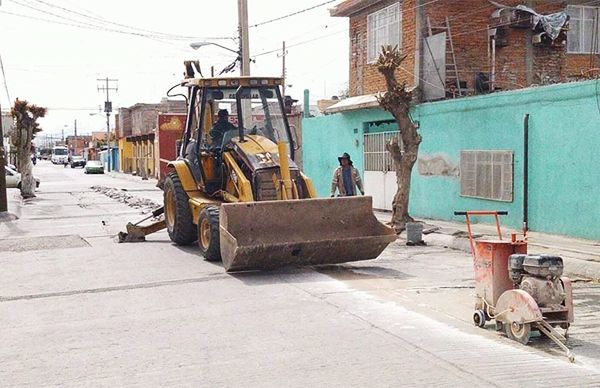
190;41;240;55
190;41;243;76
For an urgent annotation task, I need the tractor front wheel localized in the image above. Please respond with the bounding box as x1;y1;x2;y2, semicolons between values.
198;206;221;262
164;172;197;245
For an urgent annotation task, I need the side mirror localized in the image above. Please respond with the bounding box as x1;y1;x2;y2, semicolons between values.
290;125;300;151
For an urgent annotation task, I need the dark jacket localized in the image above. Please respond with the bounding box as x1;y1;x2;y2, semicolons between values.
210;120;237;146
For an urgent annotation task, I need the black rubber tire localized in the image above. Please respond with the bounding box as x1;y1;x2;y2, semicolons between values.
17;182;21;190
164;172;197;245
197;206;221;262
473;310;486;328
506;321;531;345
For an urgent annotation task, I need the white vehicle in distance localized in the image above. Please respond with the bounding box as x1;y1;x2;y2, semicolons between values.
84;160;104;174
51;146;69;164
4;165;40;189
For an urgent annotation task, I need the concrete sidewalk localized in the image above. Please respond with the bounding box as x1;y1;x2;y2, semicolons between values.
376;212;600;280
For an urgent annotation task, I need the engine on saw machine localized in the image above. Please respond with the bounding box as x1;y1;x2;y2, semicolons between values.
509;254;566;307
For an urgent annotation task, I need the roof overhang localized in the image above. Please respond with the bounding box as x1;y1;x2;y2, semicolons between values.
330;0;387;17
324;87;417;114
324;94;380;114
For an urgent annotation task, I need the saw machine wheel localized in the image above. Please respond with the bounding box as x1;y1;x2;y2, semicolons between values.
506;321;531;345
473;310;487;328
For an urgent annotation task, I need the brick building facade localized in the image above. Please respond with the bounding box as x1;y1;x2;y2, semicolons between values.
65;135;92;156
332;0;600;99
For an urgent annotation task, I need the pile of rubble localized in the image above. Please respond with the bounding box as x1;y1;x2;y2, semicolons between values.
91;186;161;213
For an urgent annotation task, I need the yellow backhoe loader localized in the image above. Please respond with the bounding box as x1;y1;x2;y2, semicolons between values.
121;76;396;272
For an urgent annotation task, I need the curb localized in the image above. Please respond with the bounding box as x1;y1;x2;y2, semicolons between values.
424;233;600;281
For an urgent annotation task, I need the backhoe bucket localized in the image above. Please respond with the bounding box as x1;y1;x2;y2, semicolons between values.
219;196;396;272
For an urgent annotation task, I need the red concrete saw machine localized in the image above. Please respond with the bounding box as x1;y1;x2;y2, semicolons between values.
455;211;575;362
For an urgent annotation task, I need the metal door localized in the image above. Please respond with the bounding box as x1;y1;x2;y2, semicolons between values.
363;131;400;211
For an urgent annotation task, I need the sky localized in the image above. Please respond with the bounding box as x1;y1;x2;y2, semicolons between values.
0;0;348;137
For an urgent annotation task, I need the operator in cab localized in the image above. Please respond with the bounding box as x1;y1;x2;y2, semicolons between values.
210;109;237;147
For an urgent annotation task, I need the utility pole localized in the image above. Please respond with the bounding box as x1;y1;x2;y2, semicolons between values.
0;1;7;213
278;41;288;96
74;119;77;156
97;77;118;172
0;101;7;213
238;0;250;76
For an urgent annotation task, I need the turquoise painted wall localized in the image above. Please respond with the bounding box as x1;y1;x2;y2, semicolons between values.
303;108;393;196
302;80;600;239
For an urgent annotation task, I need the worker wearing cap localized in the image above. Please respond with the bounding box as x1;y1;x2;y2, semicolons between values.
331;152;364;197
210;109;237;147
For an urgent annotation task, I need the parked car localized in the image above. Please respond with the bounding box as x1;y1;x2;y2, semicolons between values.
84;160;104;174
70;156;86;168
4;166;40;189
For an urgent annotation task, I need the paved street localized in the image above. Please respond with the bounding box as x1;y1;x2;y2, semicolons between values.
1;161;600;387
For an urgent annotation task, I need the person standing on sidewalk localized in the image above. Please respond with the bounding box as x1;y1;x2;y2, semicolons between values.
331;152;364;197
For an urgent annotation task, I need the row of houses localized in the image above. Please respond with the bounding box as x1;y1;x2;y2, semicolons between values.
300;0;600;240
115;99;187;180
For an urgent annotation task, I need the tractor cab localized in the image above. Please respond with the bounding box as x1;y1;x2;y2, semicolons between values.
180;77;297;196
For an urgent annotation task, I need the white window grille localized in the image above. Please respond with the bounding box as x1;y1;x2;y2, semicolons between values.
567;5;600;54
367;2;402;63
364;131;401;172
460;150;513;202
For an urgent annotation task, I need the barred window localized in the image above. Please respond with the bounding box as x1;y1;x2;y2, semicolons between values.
460;150;513;202
367;3;402;63
364;131;401;172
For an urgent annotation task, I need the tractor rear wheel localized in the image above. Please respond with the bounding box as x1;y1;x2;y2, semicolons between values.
198;206;221;262
164;172;197;245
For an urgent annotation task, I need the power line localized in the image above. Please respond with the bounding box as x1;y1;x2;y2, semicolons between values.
27;0;230;41
252;0;447;58
252;29;347;57
2;1;232;42
250;0;337;28
0;52;11;104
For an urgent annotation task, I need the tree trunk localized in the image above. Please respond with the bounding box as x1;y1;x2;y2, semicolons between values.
376;45;421;233
17;114;35;198
19;152;36;198
386;136;418;233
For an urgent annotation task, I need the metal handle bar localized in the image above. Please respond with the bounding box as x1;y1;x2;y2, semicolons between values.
454;211;508;216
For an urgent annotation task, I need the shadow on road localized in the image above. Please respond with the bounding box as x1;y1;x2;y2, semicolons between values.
226;263;413;287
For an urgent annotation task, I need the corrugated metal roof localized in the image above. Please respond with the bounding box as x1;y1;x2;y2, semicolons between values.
324;94;380;113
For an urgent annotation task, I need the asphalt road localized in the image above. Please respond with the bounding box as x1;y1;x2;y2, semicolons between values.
1;161;599;387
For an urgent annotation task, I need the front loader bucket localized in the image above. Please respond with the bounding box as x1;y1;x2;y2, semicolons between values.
219;196;396;272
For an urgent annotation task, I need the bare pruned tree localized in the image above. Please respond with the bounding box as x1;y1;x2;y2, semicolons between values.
376;45;421;233
11;99;47;198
